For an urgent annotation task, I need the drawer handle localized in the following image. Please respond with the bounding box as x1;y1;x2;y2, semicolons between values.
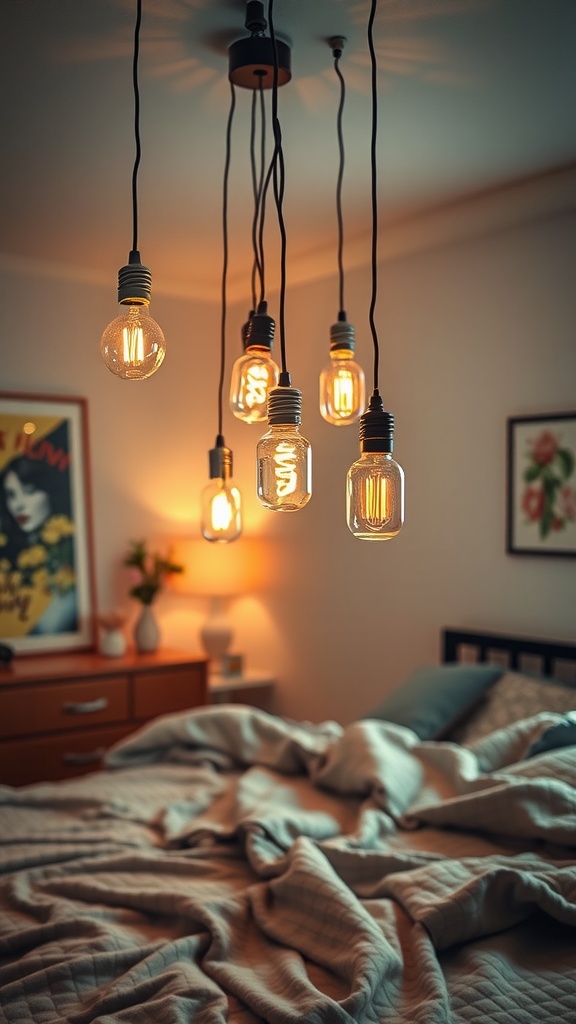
63;747;107;765
62;697;109;715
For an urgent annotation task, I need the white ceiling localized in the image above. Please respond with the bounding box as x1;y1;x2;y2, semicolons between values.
2;0;576;303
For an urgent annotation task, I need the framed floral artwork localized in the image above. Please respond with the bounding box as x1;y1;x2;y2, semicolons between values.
507;412;576;557
0;392;96;653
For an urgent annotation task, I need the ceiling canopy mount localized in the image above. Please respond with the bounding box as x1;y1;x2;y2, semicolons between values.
228;1;291;90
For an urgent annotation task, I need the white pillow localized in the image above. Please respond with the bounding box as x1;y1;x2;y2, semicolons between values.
451;671;576;744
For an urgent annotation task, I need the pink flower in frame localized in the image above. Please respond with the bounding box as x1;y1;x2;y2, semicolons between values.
529;430;559;466
510;414;576;553
522;485;545;523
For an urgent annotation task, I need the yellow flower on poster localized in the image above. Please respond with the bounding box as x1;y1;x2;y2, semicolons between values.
0;393;95;654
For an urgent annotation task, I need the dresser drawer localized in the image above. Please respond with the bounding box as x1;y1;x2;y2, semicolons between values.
0;677;130;739
0;724;134;786
0;649;206;785
133;666;206;720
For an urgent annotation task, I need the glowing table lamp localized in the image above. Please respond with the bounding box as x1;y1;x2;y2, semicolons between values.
171;537;266;668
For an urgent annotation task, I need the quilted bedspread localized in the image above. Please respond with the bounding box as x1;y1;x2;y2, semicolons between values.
0;705;575;1023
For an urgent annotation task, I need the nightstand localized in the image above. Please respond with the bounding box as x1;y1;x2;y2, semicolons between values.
209;669;275;711
0;648;208;787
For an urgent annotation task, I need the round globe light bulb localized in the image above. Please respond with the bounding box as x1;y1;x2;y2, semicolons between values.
101;302;166;380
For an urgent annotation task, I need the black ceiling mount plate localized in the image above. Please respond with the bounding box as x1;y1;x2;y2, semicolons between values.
228;0;291;89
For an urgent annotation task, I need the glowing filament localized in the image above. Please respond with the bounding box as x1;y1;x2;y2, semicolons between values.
122;325;145;364
364;475;391;529
333;372;354;417
273;441;298;498
244;365;269;410
210;490;235;532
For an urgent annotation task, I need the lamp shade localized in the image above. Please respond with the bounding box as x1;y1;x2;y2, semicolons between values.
170;536;268;598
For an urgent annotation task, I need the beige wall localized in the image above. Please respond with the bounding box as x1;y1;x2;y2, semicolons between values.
1;196;575;724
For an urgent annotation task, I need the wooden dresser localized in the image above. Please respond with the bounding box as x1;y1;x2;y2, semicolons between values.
0;648;208;787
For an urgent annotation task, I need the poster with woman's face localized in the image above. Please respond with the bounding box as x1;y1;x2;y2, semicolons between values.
0;394;95;654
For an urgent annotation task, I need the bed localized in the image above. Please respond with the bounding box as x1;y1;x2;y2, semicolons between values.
0;627;575;1023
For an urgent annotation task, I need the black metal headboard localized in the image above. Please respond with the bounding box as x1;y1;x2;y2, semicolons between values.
442;628;576;682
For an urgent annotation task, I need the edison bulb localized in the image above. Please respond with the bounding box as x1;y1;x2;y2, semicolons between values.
201;479;242;542
230;347;280;423
346;451;404;540
101;302;166;380
201;439;242;542
257;425;312;511
320;348;365;425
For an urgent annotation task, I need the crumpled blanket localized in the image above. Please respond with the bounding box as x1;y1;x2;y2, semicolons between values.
0;705;575;1023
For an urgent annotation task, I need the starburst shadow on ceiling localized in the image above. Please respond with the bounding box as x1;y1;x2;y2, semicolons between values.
51;0;492;114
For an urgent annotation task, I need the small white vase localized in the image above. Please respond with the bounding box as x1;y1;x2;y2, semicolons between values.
99;628;127;658
133;604;160;653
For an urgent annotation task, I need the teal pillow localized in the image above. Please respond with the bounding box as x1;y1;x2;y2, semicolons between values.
362;663;503;740
527;712;576;758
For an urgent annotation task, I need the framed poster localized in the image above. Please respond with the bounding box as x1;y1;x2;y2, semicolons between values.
0;392;96;653
507;412;576;557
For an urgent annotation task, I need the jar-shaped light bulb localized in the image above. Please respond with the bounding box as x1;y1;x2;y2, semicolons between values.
319;318;365;425
201;439;242;542
257;381;312;511
230;302;280;423
346;394;404;540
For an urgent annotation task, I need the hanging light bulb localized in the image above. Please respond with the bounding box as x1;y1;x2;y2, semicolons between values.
230;301;280;422
201;80;243;544
346;0;404;540
201;437;242;542
346;393;404;539
101;0;165;381
320;314;365;425
101;252;166;379
228;4;288;427
257;374;311;511
320;38;365;425
256;2;311;513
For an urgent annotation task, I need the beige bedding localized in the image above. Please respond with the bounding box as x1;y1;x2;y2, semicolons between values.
0;705;575;1022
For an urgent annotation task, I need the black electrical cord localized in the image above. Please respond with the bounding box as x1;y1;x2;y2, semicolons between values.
249;90;259;311
257;158;272;311
268;0;288;378
131;0;142;255
218;81;237;438
250;79;266;309
257;78;267;304
367;0;380;394
333;43;346;318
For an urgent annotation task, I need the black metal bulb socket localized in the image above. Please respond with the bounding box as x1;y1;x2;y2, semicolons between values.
244;301;275;351
209;437;233;480
359;394;395;453
228;35;291;89
118;251;151;304
330;318;355;353
329;35;346;59
267;385;302;426
241;309;255;347
245;1;267;33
